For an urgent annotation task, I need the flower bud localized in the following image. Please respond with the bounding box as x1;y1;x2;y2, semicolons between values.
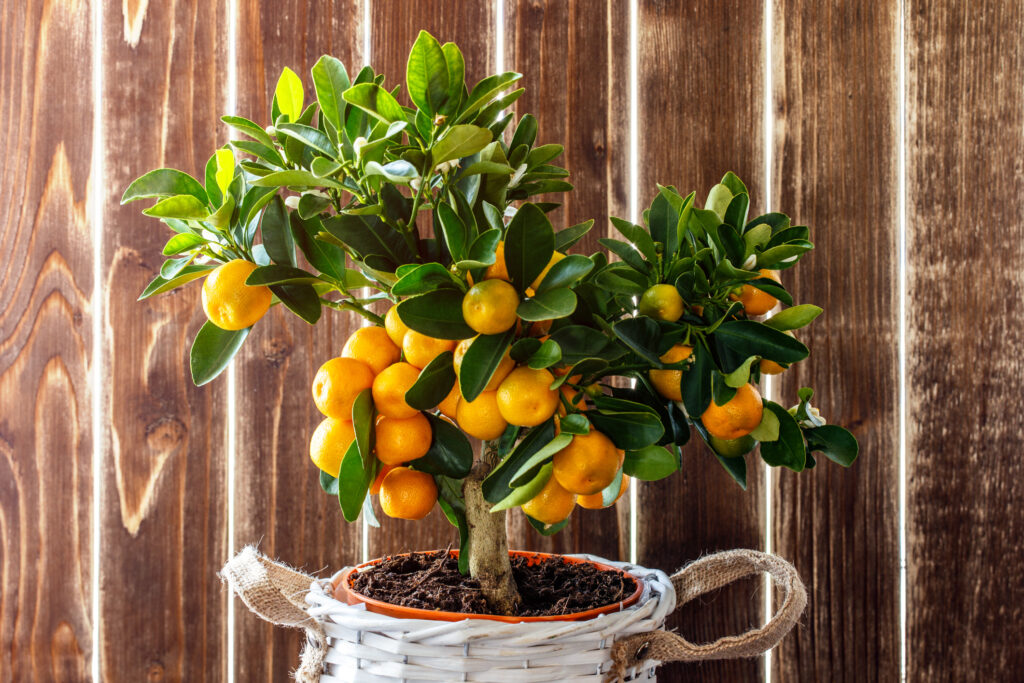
508;163;528;189
742;254;757;270
265;125;276;137
284;195;301;210
353;136;367;157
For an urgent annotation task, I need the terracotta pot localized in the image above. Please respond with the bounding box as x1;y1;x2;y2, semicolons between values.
335;549;644;622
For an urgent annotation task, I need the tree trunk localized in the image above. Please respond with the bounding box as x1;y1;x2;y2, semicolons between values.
462;440;521;615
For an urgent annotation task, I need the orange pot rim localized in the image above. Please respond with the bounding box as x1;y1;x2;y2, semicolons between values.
334;549;644;623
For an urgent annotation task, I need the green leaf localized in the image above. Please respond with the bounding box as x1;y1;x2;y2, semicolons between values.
554;220;594;251
459;329;515;402
440;42;466;114
277;123;338;158
365;160;419;184
274;67;304;121
527;339;561;369
311;55;350;130
457;72;522;123
406;30;449;115
589;411;664;450
139;264;214;300
319;470;339;495
343;83;408;124
142;194;209;220
805;425;859;466
525;514;571;536
162;232;206;256
246;264;321;286
759;401;806;471
250;169;344;189
437;203;469;262
705;183;733;220
214;148;235;195
713;320;809;370
490;463;552;512
536;254;593;293
516;288;577;322
322;213;413;267
435;475;470;574
724;355;760;388
456;229;501;269
558;413;590;435
509;433;573;487
482;419;556;503
504;203;554;291
410;413;473;478
750;407;781;442
190;321;250;386
291;215;347;281
352;388;376;469
338;440;369;522
260;196;295;266
396;289;475;340
611;317;663;365
623;445;678;481
270;284;321;324
714;449;748;489
122;168;208;205
392;262;460;296
431;125;493;165
681;341;714;418
221;115;276;148
405;351;456;410
765;304;823;331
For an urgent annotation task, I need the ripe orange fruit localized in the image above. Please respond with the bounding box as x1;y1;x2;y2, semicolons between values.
453;337;515;391
638;284;684;322
309;417;355;477
731;269;780;315
483;241;510;281
557;385;586;416
312;357;375;419
577;474;630;510
461;280;520;335
384;304;411;347
402;330;456;369
521;475;576;525
760;359;786;375
456;390;508;440
201;259;273;330
369;464;396;495
379;467;438;520
342;326;401;375
375;413;432;465
496;367;559;427
437;383;461;419
552;430;622;495
371;362;421;418
701;383;764;440
531;251;566;289
649;344;693;401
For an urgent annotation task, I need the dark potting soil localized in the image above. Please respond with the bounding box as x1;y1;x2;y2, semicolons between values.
347;551;638;617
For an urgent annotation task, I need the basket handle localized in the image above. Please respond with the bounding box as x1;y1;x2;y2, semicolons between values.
609;549;806;681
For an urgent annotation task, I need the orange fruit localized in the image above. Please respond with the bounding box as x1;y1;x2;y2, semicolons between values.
649;344;693;402
731;269;780;316
402;330;456;369
453;337;515;391
375;413;432;465
384;304;411;347
312;357;375;419
369;464;396;495
578;474;630;510
461;280;520;335
638;284;684;322
701;383;764;440
496;367;559;427
531;251;566;289
557;385;586;417
342;326;401;375
371;362;421;418
201;259;273;330
456;390;508;440
760;359;786;375
437;383;461;419
483;241;510;281
379;467;438;520
521;475;576;525
552;430;622;495
309;417;355;477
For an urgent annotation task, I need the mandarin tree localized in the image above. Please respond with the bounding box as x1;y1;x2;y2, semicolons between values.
123;31;858;615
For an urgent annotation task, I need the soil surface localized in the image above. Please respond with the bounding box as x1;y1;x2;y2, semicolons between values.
347;551;638;617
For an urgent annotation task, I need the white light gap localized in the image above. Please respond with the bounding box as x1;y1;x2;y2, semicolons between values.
90;0;104;678
628;0;639;566
897;0;909;679
226;0;239;679
361;0;373;566
762;0;774;680
495;0;505;74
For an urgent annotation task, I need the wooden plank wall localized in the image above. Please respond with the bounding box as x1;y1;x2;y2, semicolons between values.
3;1;1024;681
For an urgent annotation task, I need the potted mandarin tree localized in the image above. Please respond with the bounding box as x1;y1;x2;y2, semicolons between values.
125;31;856;679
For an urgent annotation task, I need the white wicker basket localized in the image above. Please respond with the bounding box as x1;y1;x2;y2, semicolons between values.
304;555;675;682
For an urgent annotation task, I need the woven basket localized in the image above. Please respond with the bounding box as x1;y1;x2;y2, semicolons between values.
304;555;674;682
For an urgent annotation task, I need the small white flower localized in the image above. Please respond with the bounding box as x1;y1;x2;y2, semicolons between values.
791;402;827;428
284;196;301;210
265;125;276;137
507;163;528;189
353;136;367;157
742;254;757;270
434;159;460;175
410;177;422;192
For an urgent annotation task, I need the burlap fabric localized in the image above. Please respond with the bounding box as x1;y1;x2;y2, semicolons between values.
221;547;805;682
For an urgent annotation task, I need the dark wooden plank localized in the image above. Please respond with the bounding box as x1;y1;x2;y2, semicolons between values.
0;1;94;679
233;2;365;680
365;0;496;558
100;2;229;680
503;0;631;561
770;2;901;680
907;2;1024;679
634;2;766;681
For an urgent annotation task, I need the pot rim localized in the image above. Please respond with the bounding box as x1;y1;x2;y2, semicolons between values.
334;549;644;623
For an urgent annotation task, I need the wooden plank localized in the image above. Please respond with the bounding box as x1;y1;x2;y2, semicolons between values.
100;2;229;680
633;3;766;681
233;2;365;680
770;2;901;680
906;2;1024;679
503;0;631;561
365;0;497;558
0;0;94;679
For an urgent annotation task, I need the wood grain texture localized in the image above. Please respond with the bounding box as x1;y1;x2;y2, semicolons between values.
233;2;365;681
0;1;94;680
503;0;631;561
101;1;229;680
906;2;1024;679
770;2;901;680
365;0;497;558
634;2;766;681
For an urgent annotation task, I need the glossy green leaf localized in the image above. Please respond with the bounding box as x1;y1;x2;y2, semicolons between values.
139;264;214;300
337;440;369;522
274;67;304;121
490;463;552;512
190;321;250;386
311;55;350;130
536;254;593;293
713;320;809;370
270;284;321;324
246;264;320;286
405;351;456;410
805;425;859;467
456;72;522;123
162;232;206;256
410;413;473;478
588;411;664;450
759;401;806;471
482;419;556;503
142;194;209;220
723;355;759;388
440;42;465;114
558;413;590;435
764;304;823;331
459;329;514;402
437;203;469;262
122;168;208;205
509;434;572;487
456;228;501;269
343;83;407;124
527;339;561;370
504;204;554;291
392;263;461;296
750;406;781;442
221;115;276;148
680;342;714;418
554;220;594;252
396;289;475;340
516;288;576;322
525;514;570;536
431;125;493;165
277;123;338;158
352;388;376;468
319;470;339;495
260;196;295;266
365;160;418;184
406;30;449;115
250;169;344;189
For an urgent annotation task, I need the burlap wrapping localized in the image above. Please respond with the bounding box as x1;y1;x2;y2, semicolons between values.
221;547;805;683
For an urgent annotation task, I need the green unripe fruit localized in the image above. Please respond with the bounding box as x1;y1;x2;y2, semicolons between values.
708;434;757;458
638;284;684;322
